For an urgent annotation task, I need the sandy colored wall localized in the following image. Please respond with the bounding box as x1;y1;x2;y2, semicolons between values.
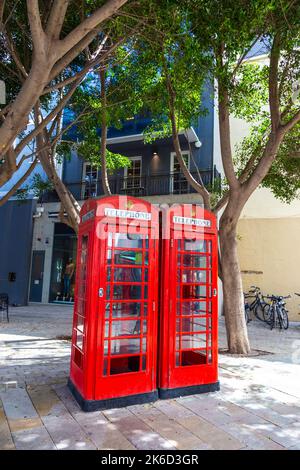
237;217;300;322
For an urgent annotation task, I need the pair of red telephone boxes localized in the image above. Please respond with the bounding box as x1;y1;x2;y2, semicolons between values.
69;196;219;411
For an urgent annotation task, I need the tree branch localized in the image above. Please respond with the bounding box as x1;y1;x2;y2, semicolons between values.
57;0;128;58
0;158;38;206
269;33;281;130
218;84;240;189
46;0;69;39
26;0;47;56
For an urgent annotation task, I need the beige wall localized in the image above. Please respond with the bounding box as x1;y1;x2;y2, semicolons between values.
237;215;300;321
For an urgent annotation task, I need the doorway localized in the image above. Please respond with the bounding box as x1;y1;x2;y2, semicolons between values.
29;251;45;302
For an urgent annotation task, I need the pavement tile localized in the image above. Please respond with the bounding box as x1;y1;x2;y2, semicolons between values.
41;414;97;450
11;426;56;450
129;404;211;450
102;410;176;450
219;421;285;450
177;414;244;450
0;399;15;450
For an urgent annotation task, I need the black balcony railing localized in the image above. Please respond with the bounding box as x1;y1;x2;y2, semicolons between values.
40;168;221;203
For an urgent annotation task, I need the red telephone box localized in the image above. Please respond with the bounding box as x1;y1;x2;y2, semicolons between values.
69;196;159;411
159;204;219;399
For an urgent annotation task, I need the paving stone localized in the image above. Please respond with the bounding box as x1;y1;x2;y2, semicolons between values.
12;426;56;450
0;398;15;450
102;410;176;450
219;421;285;450
129;404;211;450
177;414;244;450
176;395;240;426
54;385;135;450
245;421;300;449
42;414;97;450
27;384;68;418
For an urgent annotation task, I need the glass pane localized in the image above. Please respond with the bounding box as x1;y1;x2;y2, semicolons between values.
76;315;84;333
181;317;207;333
144;285;148;299
77;297;86;316
113;267;142;282
180;301;208;315
114;233;146;249
110;355;140;375
182;285;207;299
182;254;207;268
76;331;83;350
113;251;147;266
103;358;108;376
141;355;146;371
107;233;113;248
111;285;142;300
181;334;207;349
183;240;207;252
105;303;111;318
111;302;142;318
181;350;207;366
179;270;207;283
105;320;141;338
110;338;141;355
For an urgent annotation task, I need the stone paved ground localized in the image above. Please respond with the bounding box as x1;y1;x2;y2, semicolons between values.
0;304;300;450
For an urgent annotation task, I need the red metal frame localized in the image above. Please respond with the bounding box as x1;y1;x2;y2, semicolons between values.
69;196;159;408
159;204;219;396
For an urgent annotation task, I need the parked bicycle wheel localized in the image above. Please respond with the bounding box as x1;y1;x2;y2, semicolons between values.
280;308;289;330
254;303;266;322
268;306;276;330
263;303;272;324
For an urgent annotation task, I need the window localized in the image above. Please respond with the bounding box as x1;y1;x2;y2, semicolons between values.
82;163;99;199
170;151;190;194
124;157;142;190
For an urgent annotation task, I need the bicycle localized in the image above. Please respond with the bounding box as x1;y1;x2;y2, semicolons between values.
265;295;290;330
244;286;269;322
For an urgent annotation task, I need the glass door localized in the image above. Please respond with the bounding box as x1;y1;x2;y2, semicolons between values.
168;232;217;387
95;228;157;398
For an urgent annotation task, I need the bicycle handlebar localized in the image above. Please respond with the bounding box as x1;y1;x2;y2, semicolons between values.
266;295;291;300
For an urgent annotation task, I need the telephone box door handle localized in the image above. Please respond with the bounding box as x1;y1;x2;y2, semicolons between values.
213;288;217;297
98;288;104;298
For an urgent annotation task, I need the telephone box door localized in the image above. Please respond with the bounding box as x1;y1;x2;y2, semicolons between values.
160;212;219;397
94;223;158;400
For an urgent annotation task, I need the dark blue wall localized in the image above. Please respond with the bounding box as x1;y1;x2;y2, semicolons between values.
193;81;214;170
0;199;36;305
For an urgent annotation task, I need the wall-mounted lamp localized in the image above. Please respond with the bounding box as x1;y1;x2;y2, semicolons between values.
194;140;202;149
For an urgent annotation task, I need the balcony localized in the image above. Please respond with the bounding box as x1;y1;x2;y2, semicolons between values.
40;168;221;203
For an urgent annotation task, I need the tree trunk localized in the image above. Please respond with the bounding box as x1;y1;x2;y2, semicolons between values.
219;214;250;354
99;68;111;195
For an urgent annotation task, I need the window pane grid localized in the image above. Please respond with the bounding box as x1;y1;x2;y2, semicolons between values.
175;238;213;367
103;232;149;376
